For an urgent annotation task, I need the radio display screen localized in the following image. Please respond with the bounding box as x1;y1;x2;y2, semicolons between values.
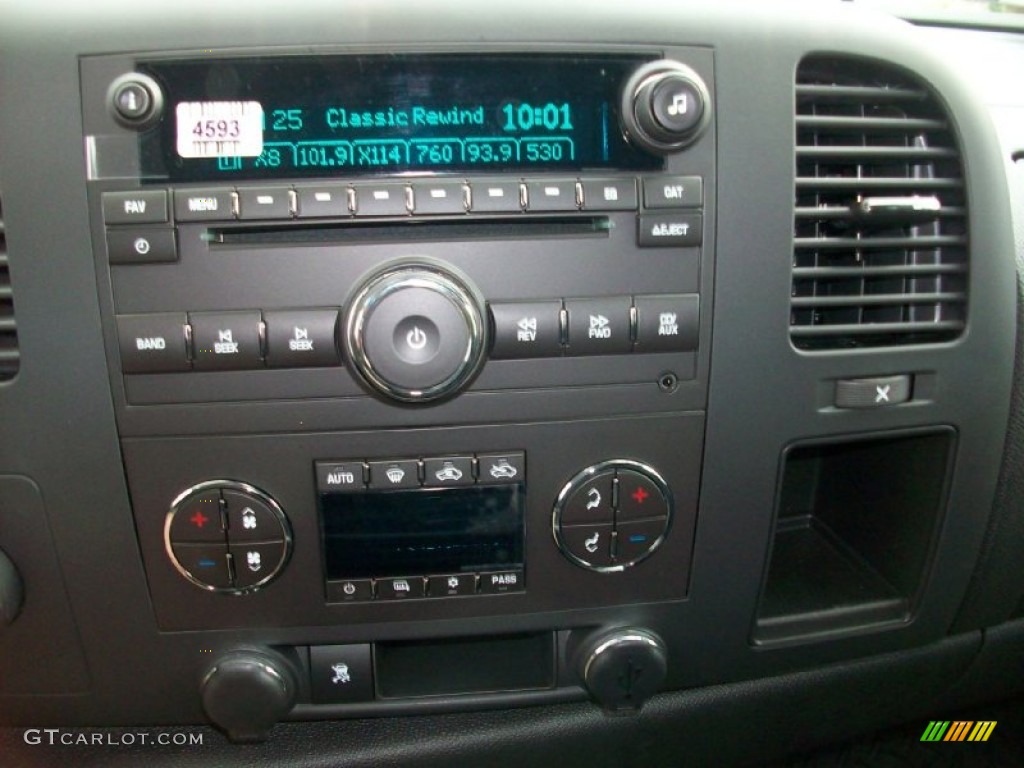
139;54;662;181
319;485;524;579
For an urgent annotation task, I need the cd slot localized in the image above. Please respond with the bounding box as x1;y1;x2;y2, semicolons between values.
208;216;610;247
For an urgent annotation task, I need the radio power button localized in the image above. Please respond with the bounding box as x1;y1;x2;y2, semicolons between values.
344;260;488;403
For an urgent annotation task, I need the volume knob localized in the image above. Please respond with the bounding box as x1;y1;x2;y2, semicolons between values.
344;261;488;403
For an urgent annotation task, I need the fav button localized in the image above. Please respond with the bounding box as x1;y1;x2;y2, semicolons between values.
102;190;169;225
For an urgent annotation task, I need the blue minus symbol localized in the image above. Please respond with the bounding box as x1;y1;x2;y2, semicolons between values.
628;534;649;544
198;558;217;568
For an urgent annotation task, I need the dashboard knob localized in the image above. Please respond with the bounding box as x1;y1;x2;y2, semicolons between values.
201;650;297;743
621;60;711;154
344;261;488;403
0;548;24;629
578;628;667;713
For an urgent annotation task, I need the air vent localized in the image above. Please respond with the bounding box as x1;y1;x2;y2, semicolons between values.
791;56;967;350
0;190;18;379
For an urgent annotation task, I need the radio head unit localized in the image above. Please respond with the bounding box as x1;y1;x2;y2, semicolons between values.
134;54;666;181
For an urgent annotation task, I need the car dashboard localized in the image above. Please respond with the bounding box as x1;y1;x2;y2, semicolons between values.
1;1;1023;765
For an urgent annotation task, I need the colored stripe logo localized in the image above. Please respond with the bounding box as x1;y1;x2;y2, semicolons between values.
920;721;997;742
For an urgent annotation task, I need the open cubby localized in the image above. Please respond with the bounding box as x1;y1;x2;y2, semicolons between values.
754;429;955;644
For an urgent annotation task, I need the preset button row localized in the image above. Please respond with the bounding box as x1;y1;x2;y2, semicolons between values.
101;176;702;225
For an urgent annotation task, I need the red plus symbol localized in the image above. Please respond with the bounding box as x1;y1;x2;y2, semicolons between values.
189;510;209;528
631;487;649;505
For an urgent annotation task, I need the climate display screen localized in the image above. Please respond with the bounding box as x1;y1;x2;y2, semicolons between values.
320;485;524;579
139;54;662;181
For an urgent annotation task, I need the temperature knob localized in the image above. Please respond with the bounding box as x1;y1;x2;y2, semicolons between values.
621;60;711;154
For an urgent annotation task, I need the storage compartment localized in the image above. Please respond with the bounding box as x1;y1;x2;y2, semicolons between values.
754;429;955;643
375;632;555;698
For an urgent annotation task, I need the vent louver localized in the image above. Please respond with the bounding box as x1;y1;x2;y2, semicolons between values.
791;56;967;350
0;190;18;380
